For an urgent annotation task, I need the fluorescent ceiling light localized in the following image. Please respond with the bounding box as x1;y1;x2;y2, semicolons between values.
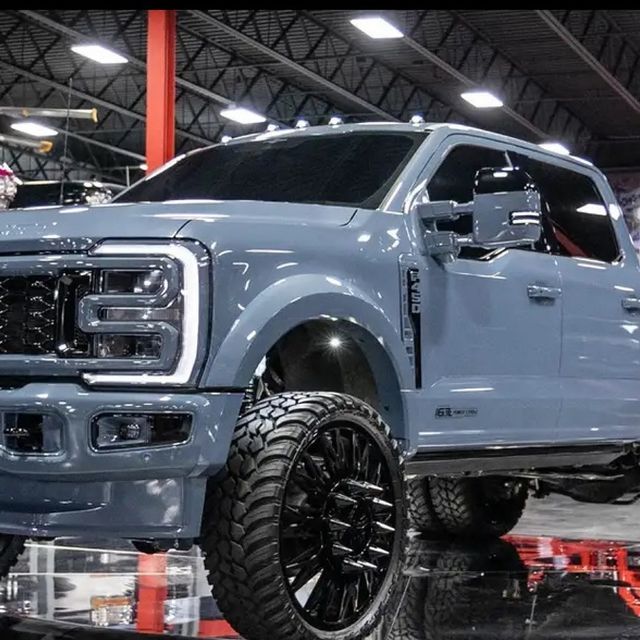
350;17;403;39
220;106;266;125
71;44;127;64
539;141;570;156
461;90;504;109
10;121;58;137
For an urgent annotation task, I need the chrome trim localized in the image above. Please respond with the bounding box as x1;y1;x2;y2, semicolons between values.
83;242;200;386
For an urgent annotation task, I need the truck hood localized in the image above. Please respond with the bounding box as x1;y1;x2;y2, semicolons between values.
0;200;356;253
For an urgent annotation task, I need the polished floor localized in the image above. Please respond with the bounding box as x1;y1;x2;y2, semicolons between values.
2;496;640;639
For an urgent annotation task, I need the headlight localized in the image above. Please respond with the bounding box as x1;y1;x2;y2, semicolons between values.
79;241;209;386
96;269;179;359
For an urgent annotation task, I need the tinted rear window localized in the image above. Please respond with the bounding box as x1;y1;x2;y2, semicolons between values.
117;132;426;208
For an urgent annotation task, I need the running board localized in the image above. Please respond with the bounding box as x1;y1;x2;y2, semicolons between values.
405;442;632;476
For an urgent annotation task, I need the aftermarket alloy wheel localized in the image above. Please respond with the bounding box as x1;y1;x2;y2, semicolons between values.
0;535;25;577
201;392;406;640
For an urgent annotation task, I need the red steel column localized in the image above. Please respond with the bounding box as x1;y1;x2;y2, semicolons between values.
146;9;176;173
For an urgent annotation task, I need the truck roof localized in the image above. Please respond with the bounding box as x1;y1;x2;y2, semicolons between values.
224;121;594;170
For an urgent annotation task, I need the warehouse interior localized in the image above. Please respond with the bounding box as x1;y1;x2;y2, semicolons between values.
1;9;640;640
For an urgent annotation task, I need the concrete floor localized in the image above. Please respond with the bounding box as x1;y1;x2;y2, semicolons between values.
515;493;640;541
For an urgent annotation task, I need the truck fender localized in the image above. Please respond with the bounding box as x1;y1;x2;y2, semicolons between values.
202;273;413;396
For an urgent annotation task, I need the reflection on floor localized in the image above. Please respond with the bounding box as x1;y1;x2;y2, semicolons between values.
3;530;640;639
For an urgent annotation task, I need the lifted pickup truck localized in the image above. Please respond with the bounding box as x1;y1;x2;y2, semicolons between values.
0;121;637;640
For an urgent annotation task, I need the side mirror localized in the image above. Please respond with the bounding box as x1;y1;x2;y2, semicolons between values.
417;167;542;263
472;167;542;248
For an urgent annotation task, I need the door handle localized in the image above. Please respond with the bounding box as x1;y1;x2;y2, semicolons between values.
527;284;562;301
622;296;640;312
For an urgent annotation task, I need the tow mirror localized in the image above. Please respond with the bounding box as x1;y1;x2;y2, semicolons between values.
472;167;542;247
417;167;541;263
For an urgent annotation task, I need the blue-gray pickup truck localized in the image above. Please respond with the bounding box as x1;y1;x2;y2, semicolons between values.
0;122;636;640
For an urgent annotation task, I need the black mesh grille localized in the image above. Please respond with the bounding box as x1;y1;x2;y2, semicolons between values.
0;276;57;355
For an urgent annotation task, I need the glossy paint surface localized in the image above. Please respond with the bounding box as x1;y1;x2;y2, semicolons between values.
0;122;638;541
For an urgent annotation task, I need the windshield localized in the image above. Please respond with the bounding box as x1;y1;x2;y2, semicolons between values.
116;131;427;208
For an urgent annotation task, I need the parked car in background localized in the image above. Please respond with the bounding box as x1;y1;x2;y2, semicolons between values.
8;180;124;209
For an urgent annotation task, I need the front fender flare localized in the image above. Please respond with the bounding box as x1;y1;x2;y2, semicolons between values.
202;274;413;391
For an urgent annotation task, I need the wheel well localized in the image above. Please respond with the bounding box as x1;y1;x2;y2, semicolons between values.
261;319;405;442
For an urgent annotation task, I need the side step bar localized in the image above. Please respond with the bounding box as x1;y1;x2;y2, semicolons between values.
405;442;632;476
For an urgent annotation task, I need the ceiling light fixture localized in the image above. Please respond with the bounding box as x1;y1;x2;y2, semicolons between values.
219;106;266;125
350;17;403;39
220;135;233;143
295;119;310;129
71;44;127;64
461;90;504;109
10;121;58;137
539;141;570;156
328;116;343;125
266;123;280;132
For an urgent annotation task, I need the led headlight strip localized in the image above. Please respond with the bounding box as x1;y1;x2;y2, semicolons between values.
83;242;200;386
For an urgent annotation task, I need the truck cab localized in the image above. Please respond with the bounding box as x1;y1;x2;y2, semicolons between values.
0;121;637;640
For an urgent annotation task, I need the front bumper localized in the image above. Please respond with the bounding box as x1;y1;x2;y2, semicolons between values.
0;383;244;539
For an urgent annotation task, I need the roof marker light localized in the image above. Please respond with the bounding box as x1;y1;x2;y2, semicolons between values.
295;119;310;129
328;116;343;125
539;141;570;155
409;114;425;125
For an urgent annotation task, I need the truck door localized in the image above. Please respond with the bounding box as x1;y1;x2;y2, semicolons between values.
412;137;563;449
512;152;640;442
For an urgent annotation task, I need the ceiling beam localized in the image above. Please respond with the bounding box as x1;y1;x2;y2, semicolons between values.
536;9;640;116
17;10;234;109
187;9;398;121
48;127;145;161
399;33;546;139
0;58;212;147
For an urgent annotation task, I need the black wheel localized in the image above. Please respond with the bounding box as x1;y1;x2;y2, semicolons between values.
0;535;25;578
428;477;527;538
407;478;442;536
200;392;406;640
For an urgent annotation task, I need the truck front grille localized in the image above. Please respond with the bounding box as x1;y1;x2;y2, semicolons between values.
0;276;58;355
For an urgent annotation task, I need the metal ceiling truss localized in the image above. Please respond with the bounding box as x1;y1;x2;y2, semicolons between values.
0;9;623;180
536;10;640;117
189;9;462;126
403;10;594;147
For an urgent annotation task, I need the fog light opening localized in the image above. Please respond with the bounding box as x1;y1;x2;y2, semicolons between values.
92;413;192;451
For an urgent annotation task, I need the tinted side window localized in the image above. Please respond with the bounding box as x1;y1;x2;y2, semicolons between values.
427;144;508;258
511;154;619;263
428;145;508;204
